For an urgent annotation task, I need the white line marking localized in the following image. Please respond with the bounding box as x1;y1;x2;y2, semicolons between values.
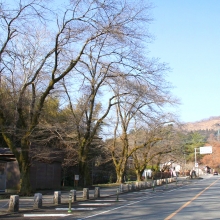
24;214;72;217
76;196;156;220
56;208;96;210
94;200;126;202
79;203;111;206
76;187;184;220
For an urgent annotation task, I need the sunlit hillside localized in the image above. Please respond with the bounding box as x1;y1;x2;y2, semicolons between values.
183;116;220;131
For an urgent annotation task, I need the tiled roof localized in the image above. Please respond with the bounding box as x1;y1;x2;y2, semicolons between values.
0;148;13;155
0;148;16;162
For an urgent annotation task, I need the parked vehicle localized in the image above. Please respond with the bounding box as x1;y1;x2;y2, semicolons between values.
213;171;218;175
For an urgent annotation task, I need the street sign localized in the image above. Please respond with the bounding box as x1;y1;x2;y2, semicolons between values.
195;162;198;167
74;175;79;187
200;146;212;154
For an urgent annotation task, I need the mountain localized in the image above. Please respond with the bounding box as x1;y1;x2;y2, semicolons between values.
183;116;220;131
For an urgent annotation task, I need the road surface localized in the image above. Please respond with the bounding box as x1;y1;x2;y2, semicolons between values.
1;175;219;219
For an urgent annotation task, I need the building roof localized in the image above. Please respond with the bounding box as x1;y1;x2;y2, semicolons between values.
0;147;64;163
0;148;16;162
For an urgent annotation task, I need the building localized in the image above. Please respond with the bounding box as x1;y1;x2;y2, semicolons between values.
0;148;62;192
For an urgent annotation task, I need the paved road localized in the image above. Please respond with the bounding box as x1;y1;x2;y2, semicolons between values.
74;175;216;220
0;175;217;219
69;175;218;220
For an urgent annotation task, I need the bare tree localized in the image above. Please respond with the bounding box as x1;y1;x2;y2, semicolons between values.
0;0;153;194
57;0;154;186
131;120;181;181
106;59;179;183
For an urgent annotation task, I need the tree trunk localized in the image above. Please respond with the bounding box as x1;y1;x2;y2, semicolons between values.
115;165;125;183
116;172;124;183
135;170;142;182
78;159;91;187
18;136;32;195
19;163;31;195
78;142;91;187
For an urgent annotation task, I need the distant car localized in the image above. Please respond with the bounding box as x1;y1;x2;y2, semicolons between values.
213;171;218;175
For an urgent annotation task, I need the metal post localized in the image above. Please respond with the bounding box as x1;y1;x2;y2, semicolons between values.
183;153;186;176
195;148;197;168
195;148;199;177
116;187;119;201
68;194;72;213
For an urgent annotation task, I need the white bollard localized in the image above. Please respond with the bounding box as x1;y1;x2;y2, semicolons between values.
145;181;148;188
54;191;61;204
70;190;76;202
33;193;42;208
94;187;100;198
120;184;123;192
83;188;89;200
8;195;19;212
131;183;135;191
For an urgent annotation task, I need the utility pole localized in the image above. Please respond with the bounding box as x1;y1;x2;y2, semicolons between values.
195;148;199;176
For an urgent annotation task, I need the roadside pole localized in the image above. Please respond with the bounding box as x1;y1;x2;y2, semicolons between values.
68;194;72;213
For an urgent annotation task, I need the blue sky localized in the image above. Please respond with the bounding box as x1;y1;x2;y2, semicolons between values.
148;1;220;123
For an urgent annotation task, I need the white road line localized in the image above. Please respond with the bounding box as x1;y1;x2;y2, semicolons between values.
56;208;96;210
76;197;154;220
76;188;177;220
24;214;72;217
94;200;127;202
79;203;111;206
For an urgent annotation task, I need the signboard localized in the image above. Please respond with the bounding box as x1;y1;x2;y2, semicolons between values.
195;162;198;167
74;175;79;187
200;146;212;154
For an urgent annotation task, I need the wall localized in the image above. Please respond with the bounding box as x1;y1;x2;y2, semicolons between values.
0;162;6;191
6;161;20;192
30;161;61;190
